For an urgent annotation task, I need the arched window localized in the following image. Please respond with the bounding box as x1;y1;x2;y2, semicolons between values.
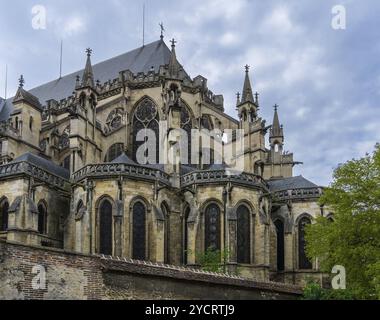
104;143;124;162
37;202;47;235
99;200;113;255
237;205;250;264
274;219;285;271
29;116;33;131
204;203;221;251
183;206;190;265
0;198;9;232
298;216;312;270
15;117;19;130
132;98;159;164
132;202;146;260
161;203;170;264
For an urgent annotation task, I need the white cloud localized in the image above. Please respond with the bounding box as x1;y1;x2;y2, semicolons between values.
260;6;297;34
219;32;241;47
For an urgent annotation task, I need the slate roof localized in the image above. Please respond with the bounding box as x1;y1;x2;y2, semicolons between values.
0;39;172;121
12;152;70;179
111;153;136;165
267;175;318;192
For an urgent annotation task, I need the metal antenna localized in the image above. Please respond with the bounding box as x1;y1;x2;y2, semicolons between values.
142;3;145;46
59;40;63;79
4;64;7;99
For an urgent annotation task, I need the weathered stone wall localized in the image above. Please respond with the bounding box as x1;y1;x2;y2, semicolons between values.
0;240;302;300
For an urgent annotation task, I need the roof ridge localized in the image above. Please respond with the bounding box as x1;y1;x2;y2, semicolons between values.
25;39;166;95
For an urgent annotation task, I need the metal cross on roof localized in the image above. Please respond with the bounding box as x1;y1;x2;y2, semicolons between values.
159;22;165;39
170;38;177;47
245;64;250;73
274;104;279;111
86;48;93;56
19;75;25;88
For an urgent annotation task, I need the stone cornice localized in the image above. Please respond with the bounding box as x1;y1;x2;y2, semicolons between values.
0;161;70;191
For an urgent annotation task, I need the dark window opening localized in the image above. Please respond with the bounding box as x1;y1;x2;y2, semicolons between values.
99;200;113;255
132;202;146;260
274;219;285;271
237;205;251;264
37;203;47;235
298;217;312;270
0;200;9;231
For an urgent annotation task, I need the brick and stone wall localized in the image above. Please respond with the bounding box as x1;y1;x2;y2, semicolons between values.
0;240;302;300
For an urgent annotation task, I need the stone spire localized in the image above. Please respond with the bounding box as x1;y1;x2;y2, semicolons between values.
81;48;95;88
241;65;254;103
168;39;181;78
270;105;284;138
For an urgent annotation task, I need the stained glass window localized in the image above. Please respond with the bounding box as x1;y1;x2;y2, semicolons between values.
237;205;250;264
99;200;113;255
204;204;221;251
298;217;312;269
132;202;146;260
132;98;159;164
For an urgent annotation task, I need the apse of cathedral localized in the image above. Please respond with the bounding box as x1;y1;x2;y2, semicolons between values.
0;36;326;285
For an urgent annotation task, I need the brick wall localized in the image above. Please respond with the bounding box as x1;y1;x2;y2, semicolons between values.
0;240;302;300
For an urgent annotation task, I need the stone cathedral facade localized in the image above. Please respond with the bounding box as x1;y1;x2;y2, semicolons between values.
0;37;328;286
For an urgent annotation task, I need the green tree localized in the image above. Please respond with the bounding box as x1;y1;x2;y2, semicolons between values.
195;248;229;273
305;144;380;300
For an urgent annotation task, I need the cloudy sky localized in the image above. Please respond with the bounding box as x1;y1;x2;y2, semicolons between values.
0;0;379;186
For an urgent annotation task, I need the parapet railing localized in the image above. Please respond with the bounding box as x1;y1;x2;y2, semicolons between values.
0;161;70;190
181;170;268;190
72;163;171;185
272;187;323;201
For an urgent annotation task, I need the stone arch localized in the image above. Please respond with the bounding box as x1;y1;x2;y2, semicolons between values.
297;213;313;270
235;203;252;264
95;195;115;255
129;196;150;260
201;199;223;253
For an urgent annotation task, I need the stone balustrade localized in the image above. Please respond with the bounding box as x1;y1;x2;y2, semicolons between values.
273;187;323;201
72;163;171;185
0;161;69;190
181;169;268;190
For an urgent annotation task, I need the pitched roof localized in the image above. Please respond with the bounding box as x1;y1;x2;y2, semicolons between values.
13;87;42;110
12;152;70;179
0;39;172;121
267;175;318;192
111;153;136;165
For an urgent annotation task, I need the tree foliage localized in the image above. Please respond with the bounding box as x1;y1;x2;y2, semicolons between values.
305;144;380;299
